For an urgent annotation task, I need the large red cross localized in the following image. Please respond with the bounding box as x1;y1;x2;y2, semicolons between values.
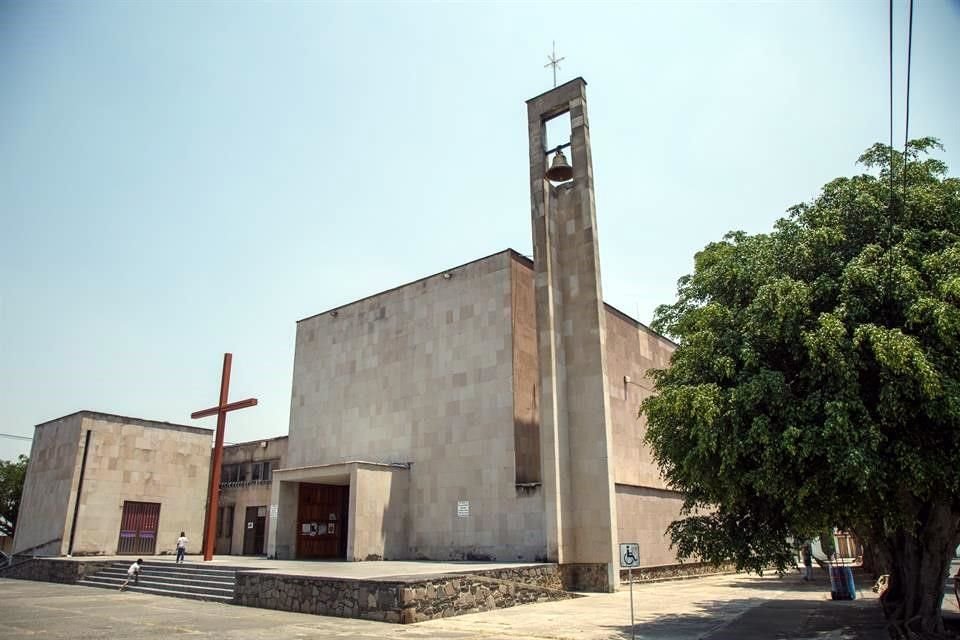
191;353;257;561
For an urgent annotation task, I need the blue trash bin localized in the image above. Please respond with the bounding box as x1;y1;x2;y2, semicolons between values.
829;566;856;600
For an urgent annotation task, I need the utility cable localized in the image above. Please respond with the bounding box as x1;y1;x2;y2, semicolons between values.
903;0;914;197
0;432;32;442
889;0;895;201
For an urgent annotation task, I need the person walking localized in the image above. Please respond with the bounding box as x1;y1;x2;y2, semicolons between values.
118;558;143;591
176;531;189;564
801;543;814;581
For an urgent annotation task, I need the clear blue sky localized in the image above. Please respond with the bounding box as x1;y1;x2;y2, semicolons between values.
2;1;958;461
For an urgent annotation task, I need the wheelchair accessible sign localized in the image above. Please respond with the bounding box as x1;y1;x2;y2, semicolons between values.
620;542;640;568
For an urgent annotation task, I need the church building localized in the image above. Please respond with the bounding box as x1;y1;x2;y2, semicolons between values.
268;78;683;591
11;80;684;593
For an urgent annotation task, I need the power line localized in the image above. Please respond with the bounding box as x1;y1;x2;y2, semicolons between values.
903;0;914;194
889;0;894;190
0;432;32;442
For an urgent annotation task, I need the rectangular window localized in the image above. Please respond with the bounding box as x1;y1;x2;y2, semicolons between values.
221;464;242;483
251;460;273;483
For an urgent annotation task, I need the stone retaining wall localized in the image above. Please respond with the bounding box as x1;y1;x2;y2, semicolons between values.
0;558;115;584
560;563;613;592
234;571;576;624
469;564;564;590
619;562;737;583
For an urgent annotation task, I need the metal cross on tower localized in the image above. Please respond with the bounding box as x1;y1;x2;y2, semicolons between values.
191;353;258;561
544;41;565;88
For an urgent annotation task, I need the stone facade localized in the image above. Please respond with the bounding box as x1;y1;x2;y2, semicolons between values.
13;411;212;557
278;251;546;563
618;561;737;583
349;463;409;560
470;564;564;590
527;78;619;590
234;567;575;624
604;307;685;567
12;415;80;556
615;485;687;567
0;557;114;583
264;80;680;586
559;563;616;593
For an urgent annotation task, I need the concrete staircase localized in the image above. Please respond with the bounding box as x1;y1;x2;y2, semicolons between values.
78;560;237;603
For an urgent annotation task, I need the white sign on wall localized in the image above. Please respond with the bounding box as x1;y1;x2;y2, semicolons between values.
269;504;278;519
457;501;470;518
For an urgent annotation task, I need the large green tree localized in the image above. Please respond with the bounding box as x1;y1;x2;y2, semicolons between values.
0;455;28;538
641;138;960;639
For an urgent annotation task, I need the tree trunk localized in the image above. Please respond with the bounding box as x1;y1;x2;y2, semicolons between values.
880;501;958;639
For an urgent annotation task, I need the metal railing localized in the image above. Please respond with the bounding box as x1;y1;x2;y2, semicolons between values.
219;479;272;488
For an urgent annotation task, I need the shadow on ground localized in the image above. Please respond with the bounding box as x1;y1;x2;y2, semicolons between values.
596;596;888;640
595;596;766;640
597;572;958;640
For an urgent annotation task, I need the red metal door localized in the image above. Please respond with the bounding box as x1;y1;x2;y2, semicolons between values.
117;501;161;555
296;484;348;559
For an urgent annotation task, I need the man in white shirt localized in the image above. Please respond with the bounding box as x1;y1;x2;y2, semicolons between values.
118;558;143;591
176;532;189;564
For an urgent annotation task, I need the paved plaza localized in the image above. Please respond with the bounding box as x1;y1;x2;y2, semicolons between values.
6;566;957;640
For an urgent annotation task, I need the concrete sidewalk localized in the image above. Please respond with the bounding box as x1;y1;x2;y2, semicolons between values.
2;566;957;639
417;570;896;639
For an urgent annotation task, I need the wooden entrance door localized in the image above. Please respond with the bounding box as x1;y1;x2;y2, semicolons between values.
242;506;266;555
296;484;348;559
117;501;161;555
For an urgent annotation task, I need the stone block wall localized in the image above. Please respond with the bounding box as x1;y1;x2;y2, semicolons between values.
605;307;675;490
618;561;736;583
13;416;81;555
615;484;686;568
349;464;409;560
0;557;114;584
72;413;211;556
286;250;546;561
234;570;575;624
15;411;212;557
559;563;614;592
470;564;563;591
399;574;574;623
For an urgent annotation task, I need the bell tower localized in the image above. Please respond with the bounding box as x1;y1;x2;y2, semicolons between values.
527;78;619;591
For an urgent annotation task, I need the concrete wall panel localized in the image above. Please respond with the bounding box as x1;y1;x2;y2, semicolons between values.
604;309;675;489
615;484;685;568
288;251;545;561
12;415;82;555
71;415;211;556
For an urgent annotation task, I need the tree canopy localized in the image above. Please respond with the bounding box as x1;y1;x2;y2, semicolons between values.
0;455;28;538
641;138;960;637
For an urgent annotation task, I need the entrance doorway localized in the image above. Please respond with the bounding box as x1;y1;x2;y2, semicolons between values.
117;501;161;555
243;506;267;555
296;483;348;559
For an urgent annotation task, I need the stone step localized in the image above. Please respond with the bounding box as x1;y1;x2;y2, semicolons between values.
102;562;237;578
80;574;235;597
110;561;238;578
94;569;235;589
78;560;238;603
77;579;234;603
